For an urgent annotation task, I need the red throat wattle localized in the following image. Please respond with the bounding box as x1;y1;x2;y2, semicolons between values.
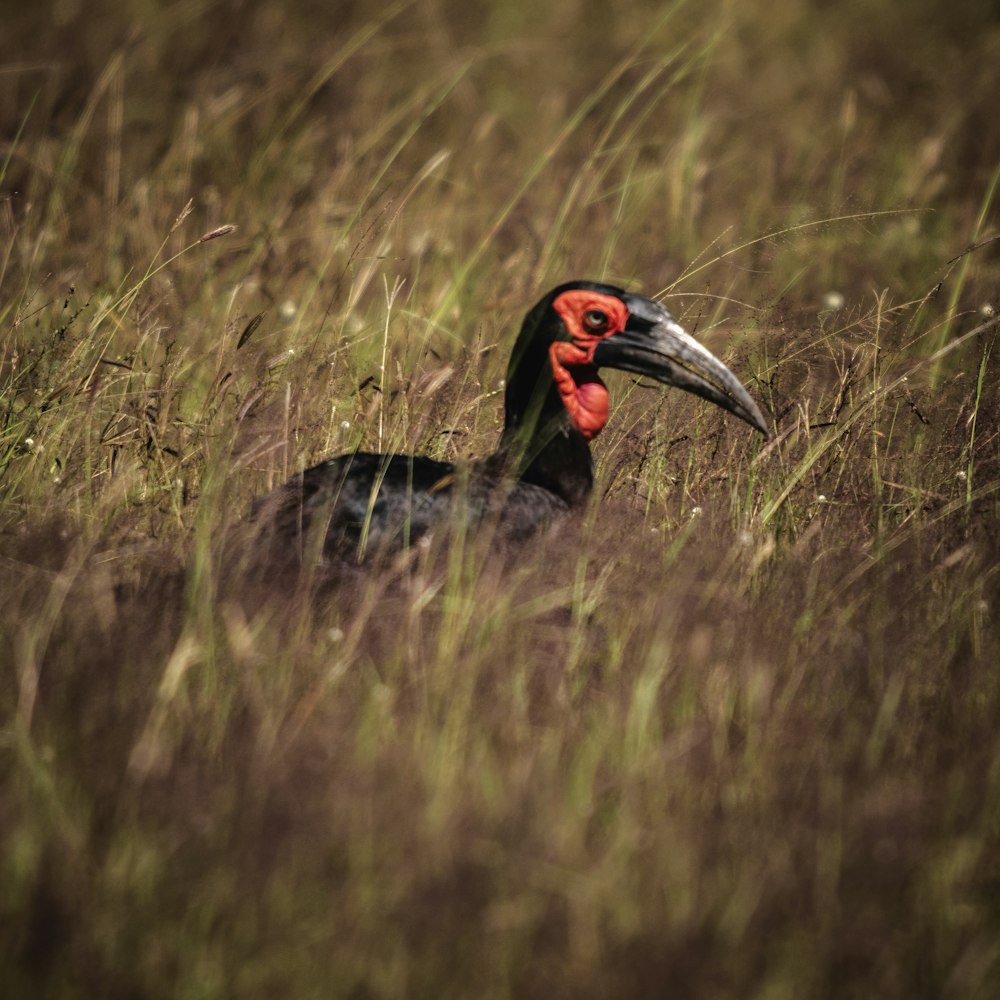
548;289;630;440
549;343;609;440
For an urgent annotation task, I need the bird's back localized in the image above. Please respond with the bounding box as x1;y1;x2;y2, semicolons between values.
249;450;570;564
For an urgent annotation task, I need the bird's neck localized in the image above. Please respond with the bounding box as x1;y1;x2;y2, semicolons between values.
495;332;599;507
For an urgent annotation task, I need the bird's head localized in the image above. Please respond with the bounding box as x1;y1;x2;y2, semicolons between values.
508;281;770;441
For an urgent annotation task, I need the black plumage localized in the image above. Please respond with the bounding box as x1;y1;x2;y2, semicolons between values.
249;281;769;564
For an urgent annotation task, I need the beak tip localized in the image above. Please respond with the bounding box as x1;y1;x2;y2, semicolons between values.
751;410;770;439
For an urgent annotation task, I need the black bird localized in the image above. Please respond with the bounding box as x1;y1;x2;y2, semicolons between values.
250;281;769;563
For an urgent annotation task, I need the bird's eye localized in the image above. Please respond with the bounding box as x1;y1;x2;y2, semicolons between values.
583;309;610;333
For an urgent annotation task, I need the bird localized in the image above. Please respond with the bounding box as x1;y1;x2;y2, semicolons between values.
249;281;769;565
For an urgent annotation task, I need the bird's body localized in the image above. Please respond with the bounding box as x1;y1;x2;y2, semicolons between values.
251;450;571;559
250;281;769;564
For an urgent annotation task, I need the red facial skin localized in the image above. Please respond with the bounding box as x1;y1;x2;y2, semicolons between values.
549;289;630;440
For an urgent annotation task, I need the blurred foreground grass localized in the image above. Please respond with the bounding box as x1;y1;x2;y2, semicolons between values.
2;1;1000;996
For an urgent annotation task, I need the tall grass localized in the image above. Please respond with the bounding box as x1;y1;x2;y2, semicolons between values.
2;0;999;997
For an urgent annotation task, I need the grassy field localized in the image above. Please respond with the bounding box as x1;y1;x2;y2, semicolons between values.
2;0;1000;996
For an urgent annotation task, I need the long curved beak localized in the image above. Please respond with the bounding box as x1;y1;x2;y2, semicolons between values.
592;293;769;437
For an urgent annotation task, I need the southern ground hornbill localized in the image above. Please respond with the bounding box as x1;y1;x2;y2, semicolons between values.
250;281;769;564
